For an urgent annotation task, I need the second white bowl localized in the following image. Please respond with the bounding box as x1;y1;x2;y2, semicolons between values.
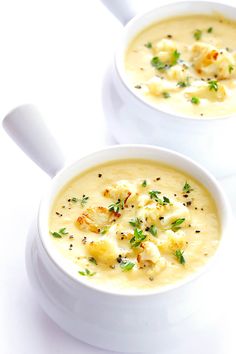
102;0;236;178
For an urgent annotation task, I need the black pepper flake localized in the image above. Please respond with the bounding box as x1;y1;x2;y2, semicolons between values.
134;85;142;89
82;236;87;244
68;199;71;202
174;194;177;197
159;216;164;220
167;34;172;38
117;255;122;263
69;235;74;239
156;177;161;181
186;201;192;206
62;205;65;208
195;230;201;233
183;194;188;198
200;113;204;117
98;173;102;178
56;211;62;217
183;203;186;206
195;207;198;210
70;244;73;247
121;236;124;240
149;276;154;281
131;205;134;208
145;227;150;231
201;208;204;211
189;224;191;227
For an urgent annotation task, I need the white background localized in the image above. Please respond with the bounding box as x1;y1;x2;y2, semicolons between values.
1;1;236;353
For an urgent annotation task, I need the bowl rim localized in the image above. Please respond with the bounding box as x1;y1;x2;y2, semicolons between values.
37;144;232;297
115;0;236;122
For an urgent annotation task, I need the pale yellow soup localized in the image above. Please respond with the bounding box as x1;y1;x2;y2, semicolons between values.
49;159;220;293
125;14;236;118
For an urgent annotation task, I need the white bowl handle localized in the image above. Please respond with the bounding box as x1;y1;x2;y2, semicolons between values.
2;104;65;178
100;0;136;25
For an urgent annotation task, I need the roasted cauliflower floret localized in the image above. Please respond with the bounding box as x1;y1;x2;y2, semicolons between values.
146;77;179;96
190;42;235;79
86;239;119;265
137;194;176;226
137;203;164;225
137;196;189;230
184;80;227;102
159;201;190;227
166;229;186;250
137;241;166;273
157;230;187;253
166;64;189;82
76;206;119;233
104;180;137;203
137;241;161;264
153;39;178;63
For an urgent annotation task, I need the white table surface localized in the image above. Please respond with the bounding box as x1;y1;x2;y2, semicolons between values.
1;1;236;353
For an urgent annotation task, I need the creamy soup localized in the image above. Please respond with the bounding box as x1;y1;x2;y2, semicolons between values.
49;159;220;293
125;14;236;118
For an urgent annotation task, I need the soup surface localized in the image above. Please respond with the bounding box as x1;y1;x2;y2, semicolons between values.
125;14;236;118
49;159;220;293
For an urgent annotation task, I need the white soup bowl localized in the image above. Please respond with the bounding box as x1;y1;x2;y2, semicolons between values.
2;105;232;352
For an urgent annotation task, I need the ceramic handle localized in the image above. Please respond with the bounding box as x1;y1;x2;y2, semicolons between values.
2;104;65;177
100;0;136;25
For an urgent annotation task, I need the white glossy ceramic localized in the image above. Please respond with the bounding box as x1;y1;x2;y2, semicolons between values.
2;105;232;352
101;0;236;178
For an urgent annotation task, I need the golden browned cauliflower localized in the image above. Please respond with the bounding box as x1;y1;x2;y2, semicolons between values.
190;42;235;79
76;206;119;233
86;239;119;265
184;80;227;102
103;180;137;204
152;39;178;63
